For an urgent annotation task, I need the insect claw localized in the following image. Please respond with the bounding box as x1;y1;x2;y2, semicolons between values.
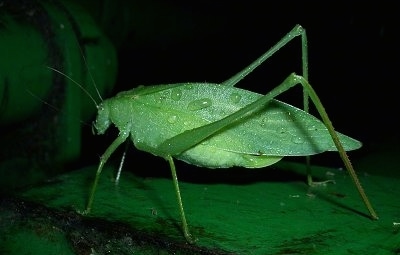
184;233;197;244
76;208;90;216
309;179;336;187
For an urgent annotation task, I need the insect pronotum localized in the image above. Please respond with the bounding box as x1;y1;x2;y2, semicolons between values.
57;24;378;244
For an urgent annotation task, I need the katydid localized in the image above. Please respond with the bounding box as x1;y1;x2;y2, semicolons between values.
75;24;377;243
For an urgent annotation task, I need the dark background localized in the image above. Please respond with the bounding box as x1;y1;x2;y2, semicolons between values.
0;0;397;196
81;1;399;178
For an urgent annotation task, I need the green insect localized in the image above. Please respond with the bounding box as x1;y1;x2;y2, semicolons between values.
79;24;378;243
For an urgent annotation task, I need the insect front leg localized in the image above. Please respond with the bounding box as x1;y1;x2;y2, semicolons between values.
84;130;129;214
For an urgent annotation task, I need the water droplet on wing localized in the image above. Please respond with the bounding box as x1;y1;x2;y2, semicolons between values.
291;136;305;144
168;115;177;123
184;84;193;90
229;92;242;104
171;88;182;101
188;98;212;111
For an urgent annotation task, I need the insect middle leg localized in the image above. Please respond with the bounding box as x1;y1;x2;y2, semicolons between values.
166;155;196;244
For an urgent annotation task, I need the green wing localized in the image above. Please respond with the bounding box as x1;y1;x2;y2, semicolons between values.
113;83;360;168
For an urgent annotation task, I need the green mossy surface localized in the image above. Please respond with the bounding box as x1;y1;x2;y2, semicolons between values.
1;162;399;254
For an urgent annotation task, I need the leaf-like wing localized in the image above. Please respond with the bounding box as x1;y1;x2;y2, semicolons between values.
106;83;361;168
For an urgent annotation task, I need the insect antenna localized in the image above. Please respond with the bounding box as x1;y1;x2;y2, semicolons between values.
47;66;99;109
26;88;94;129
75;41;104;103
